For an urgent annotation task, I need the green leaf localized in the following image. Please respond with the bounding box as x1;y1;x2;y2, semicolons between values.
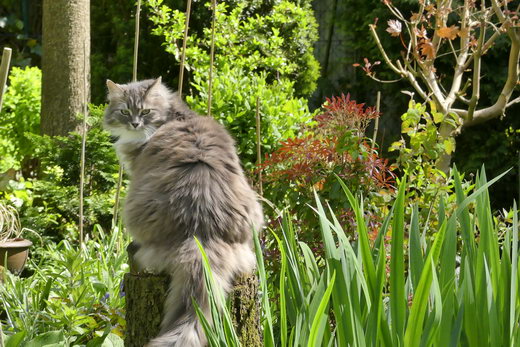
5;331;27;347
307;271;336;347
443;139;454;155
390;176;407;342
23;331;66;347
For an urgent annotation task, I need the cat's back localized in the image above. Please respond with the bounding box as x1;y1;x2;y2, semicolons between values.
125;114;261;244
146;115;238;171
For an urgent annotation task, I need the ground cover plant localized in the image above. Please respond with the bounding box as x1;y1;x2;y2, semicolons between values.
1;225;127;345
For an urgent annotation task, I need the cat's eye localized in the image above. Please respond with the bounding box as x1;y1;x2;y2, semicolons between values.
141;109;151;115
120;109;130;115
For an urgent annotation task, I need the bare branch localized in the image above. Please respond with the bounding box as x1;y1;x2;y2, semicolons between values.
466;12;487;121
462;40;520;127
457;94;471;105
444;0;471;107
397;60;432;102
490;0;506;23
366;74;404;84
506;95;520;107
369;24;406;76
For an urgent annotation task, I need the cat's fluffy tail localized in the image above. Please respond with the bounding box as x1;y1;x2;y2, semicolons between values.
142;239;256;347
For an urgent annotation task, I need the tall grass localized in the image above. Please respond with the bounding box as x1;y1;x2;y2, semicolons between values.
199;168;519;346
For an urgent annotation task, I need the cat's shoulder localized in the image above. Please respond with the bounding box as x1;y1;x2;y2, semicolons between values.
158;114;233;140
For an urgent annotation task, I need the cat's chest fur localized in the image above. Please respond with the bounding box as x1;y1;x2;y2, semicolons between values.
113;128;151;173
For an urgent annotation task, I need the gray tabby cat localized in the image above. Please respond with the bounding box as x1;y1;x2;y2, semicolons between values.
103;77;263;346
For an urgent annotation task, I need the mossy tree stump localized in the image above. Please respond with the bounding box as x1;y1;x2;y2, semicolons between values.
123;242;261;346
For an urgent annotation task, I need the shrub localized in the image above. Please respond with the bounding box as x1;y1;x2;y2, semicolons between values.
187;65;313;168
261;94;395;250
0;66;41;172
389;99;471;235
2;105;122;240
146;0;319;167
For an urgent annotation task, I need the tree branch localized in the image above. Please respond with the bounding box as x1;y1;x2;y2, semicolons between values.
461;39;520;127
506;95;520;107
369;24;406;75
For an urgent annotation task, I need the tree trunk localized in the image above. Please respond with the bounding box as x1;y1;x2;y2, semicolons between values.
123;242;261;346
229;273;262;347
41;0;90;136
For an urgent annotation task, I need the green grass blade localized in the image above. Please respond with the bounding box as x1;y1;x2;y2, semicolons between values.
272;231;288;347
335;175;377;301
252;228;275;347
307;271;336;347
453;167;475;264
404;220;447;347
510;201;518;343
409;203;424;292
390;176;407;342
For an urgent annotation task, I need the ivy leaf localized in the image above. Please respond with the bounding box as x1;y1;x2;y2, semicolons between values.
436;25;460;40
386;19;402;37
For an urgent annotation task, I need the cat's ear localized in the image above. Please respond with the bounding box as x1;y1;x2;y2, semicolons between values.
145;77;163;97
106;79;124;98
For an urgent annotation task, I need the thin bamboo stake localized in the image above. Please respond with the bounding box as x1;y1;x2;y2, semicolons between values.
133;0;141;82
79;42;88;244
207;0;217;117
113;0;142;226
0;47;12;114
178;0;193;96
0;320;3;347
255;97;263;196
372;91;381;146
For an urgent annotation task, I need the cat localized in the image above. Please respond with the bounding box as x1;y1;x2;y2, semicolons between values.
103;77;263;346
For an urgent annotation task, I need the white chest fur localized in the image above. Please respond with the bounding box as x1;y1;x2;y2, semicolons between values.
112;128;151;172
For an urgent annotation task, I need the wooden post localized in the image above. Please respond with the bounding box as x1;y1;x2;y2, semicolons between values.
0;47;12;114
123;242;261;346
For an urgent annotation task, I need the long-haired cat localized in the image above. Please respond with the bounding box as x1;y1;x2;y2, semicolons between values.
104;77;263;346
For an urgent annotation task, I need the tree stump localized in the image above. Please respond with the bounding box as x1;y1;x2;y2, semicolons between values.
123;242;261;346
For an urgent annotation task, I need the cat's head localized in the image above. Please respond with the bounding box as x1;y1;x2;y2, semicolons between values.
103;77;173;140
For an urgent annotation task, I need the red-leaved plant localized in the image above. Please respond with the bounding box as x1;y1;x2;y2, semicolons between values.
260;94;395;258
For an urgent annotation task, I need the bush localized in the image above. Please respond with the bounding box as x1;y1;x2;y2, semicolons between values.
2;105;122;240
0;66;41;172
261;94;395;250
187;65;313;167
147;0;319;167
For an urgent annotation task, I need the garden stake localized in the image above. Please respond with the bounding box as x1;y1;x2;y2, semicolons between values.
133;0;141;84
0;47;12;114
372;91;381;145
79;41;88;245
178;0;193;97
207;0;217;117
113;0;142;226
255;96;262;196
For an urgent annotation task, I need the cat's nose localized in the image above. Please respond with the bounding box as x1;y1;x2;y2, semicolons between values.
131;122;140;128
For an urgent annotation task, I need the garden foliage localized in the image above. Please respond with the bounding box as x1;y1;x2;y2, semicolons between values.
3;104;121;241
261;94;395;247
199;169;520;346
146;0;319;167
1;226;128;345
0;66;41;172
